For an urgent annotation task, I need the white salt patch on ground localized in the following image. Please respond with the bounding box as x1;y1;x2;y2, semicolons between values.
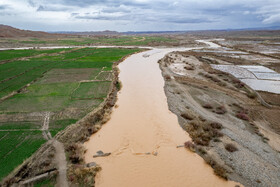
239;65;276;73
241;79;280;94
211;65;256;79
253;73;280;81
211;64;280;94
193;49;248;54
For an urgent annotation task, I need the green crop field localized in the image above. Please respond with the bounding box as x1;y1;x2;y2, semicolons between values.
0;48;72;62
0;35;177;48
0;46;141;180
0;131;46;180
72;82;111;99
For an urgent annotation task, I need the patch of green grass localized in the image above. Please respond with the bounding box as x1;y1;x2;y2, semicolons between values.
25;82;79;97
72;82;111;99
2;36;177;47
49;119;78;137
0;131;46;180
0;62;57;98
0;122;41;130
0;48;72;62
0;95;70;112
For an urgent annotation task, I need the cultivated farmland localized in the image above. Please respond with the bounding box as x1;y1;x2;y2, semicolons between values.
0;47;140;180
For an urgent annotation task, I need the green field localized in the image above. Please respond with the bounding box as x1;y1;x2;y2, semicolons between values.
72;82;111;99
0;131;46;180
0;47;141;181
0;48;72;62
0;36;177;47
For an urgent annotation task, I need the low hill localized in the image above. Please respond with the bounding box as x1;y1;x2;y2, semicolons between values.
0;25;61;38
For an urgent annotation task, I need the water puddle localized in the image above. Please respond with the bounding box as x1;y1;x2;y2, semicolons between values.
84;47;239;187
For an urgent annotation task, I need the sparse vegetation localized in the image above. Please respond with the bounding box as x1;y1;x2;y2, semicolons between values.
236;111;250;121
225;143;238;152
185;120;223;146
184;141;196;152
202;103;213;109
181;111;195;120
204;156;228;180
215;105;227;115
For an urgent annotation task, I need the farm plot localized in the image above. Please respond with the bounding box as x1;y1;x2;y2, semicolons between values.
0;47;141;180
0;48;72;62
72;82;111;99
0;131;46;180
3;36;177;47
37;68;99;83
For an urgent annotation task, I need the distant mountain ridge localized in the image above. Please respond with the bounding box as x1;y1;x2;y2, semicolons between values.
1;24;280;37
0;24;62;38
52;30;120;35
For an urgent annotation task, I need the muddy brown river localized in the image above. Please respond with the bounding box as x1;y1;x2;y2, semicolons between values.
84;47;239;187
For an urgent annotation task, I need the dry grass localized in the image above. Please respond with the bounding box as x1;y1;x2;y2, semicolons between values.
184;141;196;152
184;65;195;70
202;103;213;109
164;75;171;81
66;143;85;164
215;105;227;115
236;111;250;121
185;119;223;146
180;111;195;120
68;164;101;186
204;156;228;180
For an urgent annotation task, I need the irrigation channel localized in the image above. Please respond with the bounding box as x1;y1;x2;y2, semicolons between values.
84;42;240;186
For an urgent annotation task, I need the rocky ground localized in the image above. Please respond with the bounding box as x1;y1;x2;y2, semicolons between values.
159;45;280;186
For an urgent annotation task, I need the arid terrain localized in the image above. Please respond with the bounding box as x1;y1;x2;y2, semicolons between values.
0;26;280;187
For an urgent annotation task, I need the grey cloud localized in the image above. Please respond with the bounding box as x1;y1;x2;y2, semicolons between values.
28;0;36;7
37;5;72;12
2;0;280;31
75;15;128;21
60;0;152;8
101;6;131;14
0;5;9;10
163;17;214;24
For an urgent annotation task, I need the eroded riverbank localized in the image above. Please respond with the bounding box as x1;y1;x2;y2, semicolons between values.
84;48;239;186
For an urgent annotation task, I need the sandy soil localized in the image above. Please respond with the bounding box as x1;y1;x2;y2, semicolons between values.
159;46;280;186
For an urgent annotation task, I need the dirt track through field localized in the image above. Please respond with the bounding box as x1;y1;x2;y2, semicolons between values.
84;43;239;186
40;111;69;186
53;140;69;187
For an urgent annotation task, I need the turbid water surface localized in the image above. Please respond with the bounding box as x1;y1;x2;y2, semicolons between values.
84;46;239;187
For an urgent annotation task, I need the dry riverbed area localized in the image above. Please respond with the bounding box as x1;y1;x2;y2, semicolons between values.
159;38;280;186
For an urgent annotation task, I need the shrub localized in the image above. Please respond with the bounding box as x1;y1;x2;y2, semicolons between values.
236;111;249;121
225;143;238;152
197;146;207;155
202;103;213;109
184;141;196;152
204;156;228;180
184;66;195;70
210;122;222;129
164;75;171;81
181;112;195;120
215;106;227;114
246;92;257;99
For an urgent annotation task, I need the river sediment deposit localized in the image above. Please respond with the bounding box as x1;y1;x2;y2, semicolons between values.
84;48;239;187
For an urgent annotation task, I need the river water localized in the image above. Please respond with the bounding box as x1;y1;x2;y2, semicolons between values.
84;46;239;187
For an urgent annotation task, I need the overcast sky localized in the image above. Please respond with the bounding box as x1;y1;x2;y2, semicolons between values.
0;0;280;32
